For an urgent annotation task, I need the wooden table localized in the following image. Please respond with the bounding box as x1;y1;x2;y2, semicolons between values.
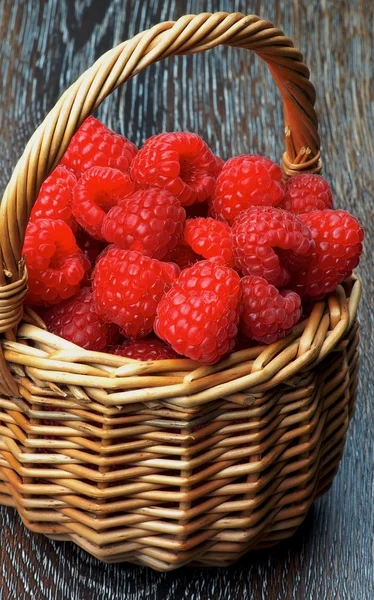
0;1;373;598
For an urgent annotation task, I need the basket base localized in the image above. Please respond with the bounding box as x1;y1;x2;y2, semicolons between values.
0;441;349;571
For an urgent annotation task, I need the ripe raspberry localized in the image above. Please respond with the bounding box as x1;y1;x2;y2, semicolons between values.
44;287;118;351
72;166;136;240
184;217;233;266
61;116;138;177
154;261;241;364
23;219;85;305
211;155;285;224
231;207;314;287
93;246;179;337
163;240;200;270
240;276;302;344
130;132;217;206
110;338;177;360
289;209;364;299
75;226;108;268
101;188;186;260
30;165;77;230
279;174;333;214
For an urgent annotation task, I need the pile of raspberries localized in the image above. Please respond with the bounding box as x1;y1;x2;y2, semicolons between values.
23;117;364;365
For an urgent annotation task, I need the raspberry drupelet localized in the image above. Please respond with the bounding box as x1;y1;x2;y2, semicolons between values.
211;155;285;224
101;188;186;260
154;260;241;364
231;206;314;287
92;246;179;338
240;276;302;344
61;116;138;177
130;132;218;207
23;219;86;305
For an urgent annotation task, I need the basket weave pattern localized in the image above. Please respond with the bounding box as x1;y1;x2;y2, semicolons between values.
0;13;361;571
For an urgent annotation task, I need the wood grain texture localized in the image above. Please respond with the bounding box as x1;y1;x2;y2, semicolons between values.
0;0;373;598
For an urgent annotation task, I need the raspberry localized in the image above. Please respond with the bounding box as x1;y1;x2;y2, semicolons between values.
130;132;217;206
61;116;137;178
289;210;364;299
44;287;118;351
211;155;285;224
110;338;177;360
93;246;179;337
184;217;233;266
101;188;186;260
23;219;85;305
240;276;302;344
75;226;108;268
231;207;314;287
72;166;136;240
279;174;333;214
154;261;241;364
163;240;200;270
30;165;77;230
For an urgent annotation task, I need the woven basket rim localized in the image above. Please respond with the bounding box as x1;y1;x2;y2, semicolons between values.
0;276;361;406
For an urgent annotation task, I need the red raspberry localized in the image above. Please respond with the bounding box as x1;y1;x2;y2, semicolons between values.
30;165;77;230
101;188;186;260
61;116;137;178
23;219;85;305
75;226;108;268
231;207;314;287
44;287;118;351
279;174;333;214
184;217;233;266
289;209;364;299
163;240;200;270
154;261;241;364
130;132;217;206
72;166;136;240
211;155;285;224
110;338;177;360
93;246;179;337
240;276;302;344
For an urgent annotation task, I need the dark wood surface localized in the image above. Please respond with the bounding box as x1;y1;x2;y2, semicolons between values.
0;1;373;598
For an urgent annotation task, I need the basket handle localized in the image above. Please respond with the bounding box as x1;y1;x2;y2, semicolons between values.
0;12;321;324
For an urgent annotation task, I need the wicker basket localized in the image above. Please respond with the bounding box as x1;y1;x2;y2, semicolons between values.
0;12;361;571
